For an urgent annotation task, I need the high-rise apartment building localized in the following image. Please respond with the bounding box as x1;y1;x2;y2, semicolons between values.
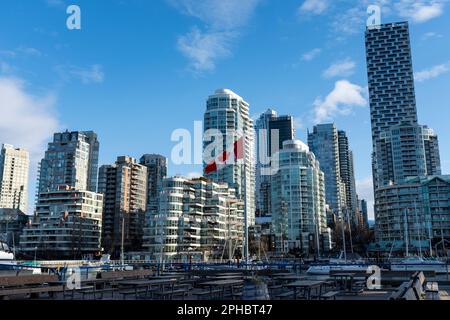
365;22;440;190
98;156;147;257
37;131;99;194
308;124;343;217
338;131;358;226
365;22;443;253
0;144;29;213
271;140;330;254
376;122;441;185
143;177;244;261
20;185;103;259
203;89;255;226
139;154;167;213
254;109;294;217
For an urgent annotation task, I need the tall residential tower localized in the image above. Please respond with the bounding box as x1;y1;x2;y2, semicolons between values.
0;144;29;213
37;131;99;194
203;89;256;226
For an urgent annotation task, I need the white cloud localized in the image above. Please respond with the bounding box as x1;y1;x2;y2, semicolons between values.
313;80;367;123
170;0;261;72
170;0;261;30
395;0;445;23
56;64;104;84
177;28;234;72
186;171;202;179
0;76;60;165
299;0;329;15
322;59;356;78
414;61;450;82
356;176;374;220
302;48;322;61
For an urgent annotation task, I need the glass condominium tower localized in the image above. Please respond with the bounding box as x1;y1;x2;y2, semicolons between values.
254;109;294;217
203;89;256;226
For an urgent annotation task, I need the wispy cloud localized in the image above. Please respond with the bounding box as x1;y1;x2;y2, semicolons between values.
302;48;322;61
415;61;450;82
169;0;261;73
422;31;443;40
298;0;329;15
45;0;66;8
395;0;446;23
177;28;235;72
312;80;367;123
55;64;105;84
322;58;356;78
0;47;43;58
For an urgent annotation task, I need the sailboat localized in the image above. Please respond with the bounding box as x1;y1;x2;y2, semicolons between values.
306;251;368;275
389;208;449;274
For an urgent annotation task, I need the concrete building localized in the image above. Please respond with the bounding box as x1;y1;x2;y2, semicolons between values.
365;22;419;191
376;122;441;186
98;156;147;257
365;22;441;190
374;176;450;255
308;124;344;217
37;131;99;194
139;154;167;213
338;131;358;227
365;22;443;253
203;89;255;226
143;177;244;261
271;140;330;255
0;144;29;213
0;208;28;248
19;186;103;259
358;198;369;231
254;109;294;217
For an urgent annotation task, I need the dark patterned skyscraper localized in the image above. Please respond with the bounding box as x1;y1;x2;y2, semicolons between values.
365;22;441;189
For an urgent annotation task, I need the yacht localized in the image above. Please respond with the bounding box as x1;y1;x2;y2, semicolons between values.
307;252;369;275
0;241;17;270
390;256;449;274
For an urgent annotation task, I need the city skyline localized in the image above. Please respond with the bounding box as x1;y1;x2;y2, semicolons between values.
1;1;450;220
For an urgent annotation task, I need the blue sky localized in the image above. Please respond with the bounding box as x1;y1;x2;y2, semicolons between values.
0;0;449;218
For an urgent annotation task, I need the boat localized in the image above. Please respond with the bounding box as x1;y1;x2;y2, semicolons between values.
390;256;449;274
306;252;369;275
0;241;17;270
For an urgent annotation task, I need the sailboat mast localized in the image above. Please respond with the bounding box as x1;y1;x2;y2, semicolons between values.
404;209;409;257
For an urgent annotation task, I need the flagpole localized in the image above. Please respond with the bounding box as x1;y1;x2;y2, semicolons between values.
244;160;249;266
243;135;249;268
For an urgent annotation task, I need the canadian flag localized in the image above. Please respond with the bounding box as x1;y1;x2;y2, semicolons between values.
205;137;244;174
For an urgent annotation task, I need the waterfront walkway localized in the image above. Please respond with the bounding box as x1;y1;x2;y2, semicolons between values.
1;268;449;301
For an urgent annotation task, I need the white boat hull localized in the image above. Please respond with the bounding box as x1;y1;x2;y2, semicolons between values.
307;264;369;275
390;264;448;274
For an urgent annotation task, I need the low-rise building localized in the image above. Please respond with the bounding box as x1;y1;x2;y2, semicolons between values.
374;175;450;255
0;208;28;248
